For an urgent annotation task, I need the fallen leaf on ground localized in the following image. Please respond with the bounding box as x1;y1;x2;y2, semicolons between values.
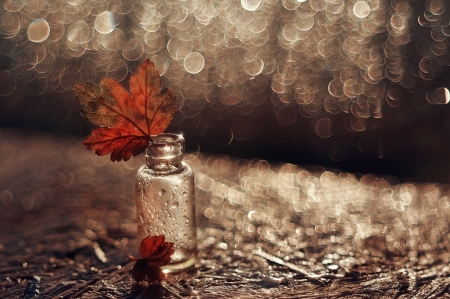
129;235;174;282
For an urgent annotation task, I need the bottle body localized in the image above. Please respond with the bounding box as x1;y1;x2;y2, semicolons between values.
135;134;197;272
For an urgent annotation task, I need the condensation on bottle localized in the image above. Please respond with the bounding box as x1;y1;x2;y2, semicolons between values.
135;133;197;272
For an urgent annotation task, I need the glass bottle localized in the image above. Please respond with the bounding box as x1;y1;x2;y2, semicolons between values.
135;133;197;272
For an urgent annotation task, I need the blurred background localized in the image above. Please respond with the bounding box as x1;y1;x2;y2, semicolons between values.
1;0;450;182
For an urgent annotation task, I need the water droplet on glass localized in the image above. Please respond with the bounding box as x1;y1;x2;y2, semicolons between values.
171;199;179;209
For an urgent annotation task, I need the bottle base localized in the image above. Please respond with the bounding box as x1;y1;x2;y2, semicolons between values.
162;256;197;273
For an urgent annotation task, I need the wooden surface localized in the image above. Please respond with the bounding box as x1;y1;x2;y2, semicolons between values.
2;129;450;298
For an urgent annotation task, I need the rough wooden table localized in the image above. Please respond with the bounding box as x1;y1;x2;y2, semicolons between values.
2;129;450;298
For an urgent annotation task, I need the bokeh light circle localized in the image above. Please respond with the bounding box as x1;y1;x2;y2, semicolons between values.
3;0;24;12
427;87;450;105
353;1;371;19
434;87;450;104
67;20;92;44
315;118;333;138
184;52;205;74
0;70;16;96
94;11;116;34
27;19;50;43
241;0;260;11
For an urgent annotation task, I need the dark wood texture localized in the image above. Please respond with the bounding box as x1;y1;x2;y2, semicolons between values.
2;129;450;298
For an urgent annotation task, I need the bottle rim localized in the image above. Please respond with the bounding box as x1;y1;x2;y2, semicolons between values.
148;133;184;146
146;133;185;160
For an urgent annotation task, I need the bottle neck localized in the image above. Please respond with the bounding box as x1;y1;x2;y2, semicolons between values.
146;133;184;171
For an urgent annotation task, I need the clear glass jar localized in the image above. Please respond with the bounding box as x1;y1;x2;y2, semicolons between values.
135;133;197;272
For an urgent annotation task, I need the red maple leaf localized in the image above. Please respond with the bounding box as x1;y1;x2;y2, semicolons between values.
129;235;174;282
74;59;177;162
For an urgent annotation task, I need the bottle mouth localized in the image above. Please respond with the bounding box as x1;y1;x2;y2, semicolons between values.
149;133;184;145
146;133;184;159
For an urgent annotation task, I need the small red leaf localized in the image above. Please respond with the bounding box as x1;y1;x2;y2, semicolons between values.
130;235;174;283
131;260;148;282
75;59;177;162
139;234;166;259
